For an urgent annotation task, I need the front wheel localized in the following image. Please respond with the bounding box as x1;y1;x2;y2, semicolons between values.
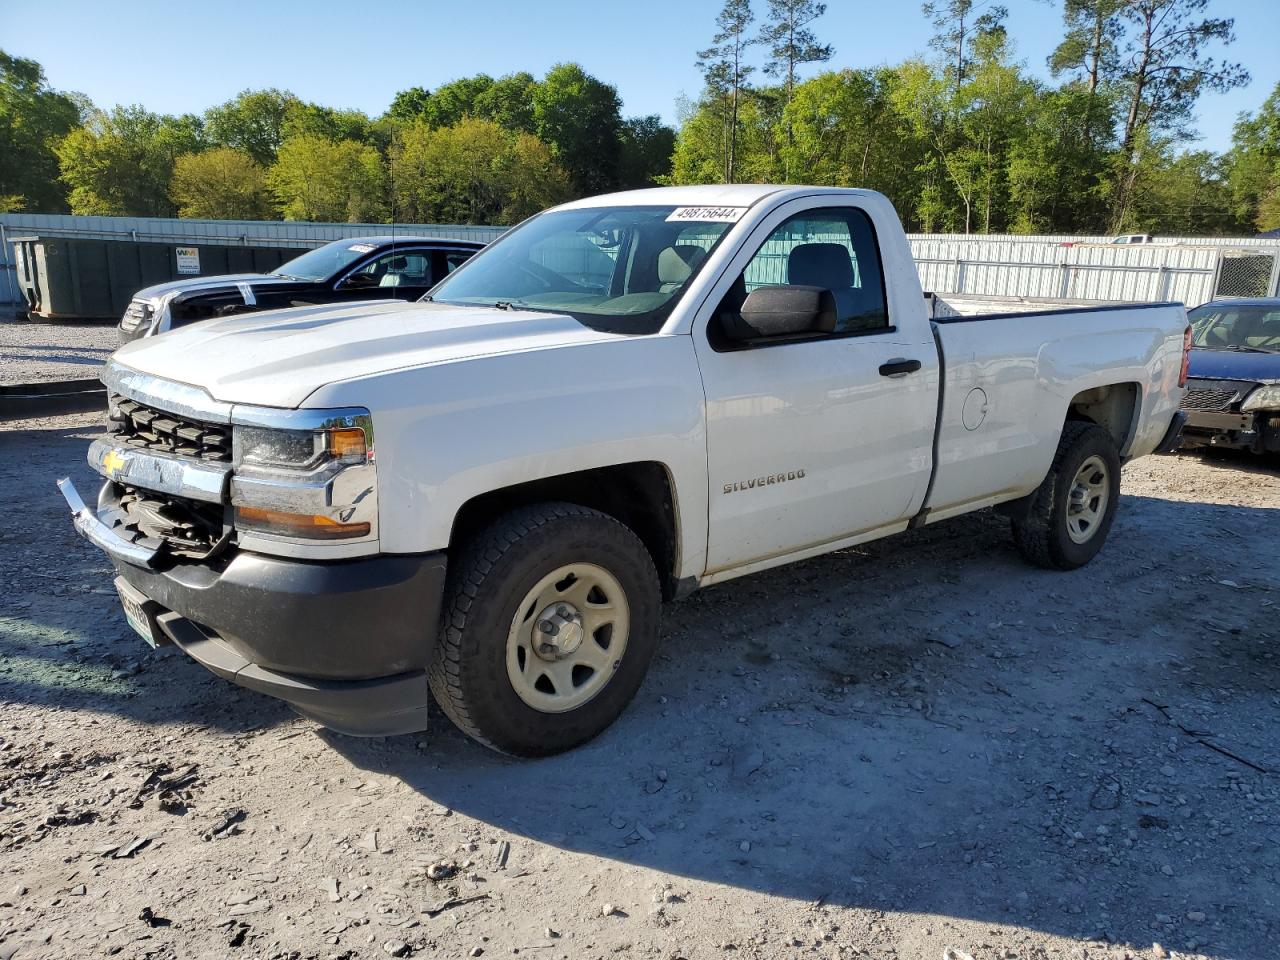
1011;421;1122;570
428;503;660;756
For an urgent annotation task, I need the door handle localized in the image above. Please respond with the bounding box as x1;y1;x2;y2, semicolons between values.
879;358;922;378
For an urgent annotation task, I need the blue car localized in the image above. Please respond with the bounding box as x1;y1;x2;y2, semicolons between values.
1180;297;1280;454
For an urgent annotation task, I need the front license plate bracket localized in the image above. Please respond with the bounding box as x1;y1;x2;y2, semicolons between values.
114;578;170;648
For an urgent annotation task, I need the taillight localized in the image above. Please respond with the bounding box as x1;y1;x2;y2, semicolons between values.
1178;325;1191;388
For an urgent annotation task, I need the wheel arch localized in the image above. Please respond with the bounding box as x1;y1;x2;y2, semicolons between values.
1067;381;1142;456
448;461;686;600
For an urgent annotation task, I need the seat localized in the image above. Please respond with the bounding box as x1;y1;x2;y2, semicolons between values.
788;243;884;331
657;245;708;294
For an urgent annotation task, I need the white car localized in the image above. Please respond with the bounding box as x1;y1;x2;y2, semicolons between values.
60;185;1190;755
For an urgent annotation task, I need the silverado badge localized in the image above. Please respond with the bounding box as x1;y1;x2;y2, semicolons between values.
723;469;806;494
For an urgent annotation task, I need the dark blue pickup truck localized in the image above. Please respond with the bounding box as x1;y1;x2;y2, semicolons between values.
1180;297;1280;454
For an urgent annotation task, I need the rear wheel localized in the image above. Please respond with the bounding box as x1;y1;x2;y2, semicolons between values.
1011;421;1121;570
428;503;660;756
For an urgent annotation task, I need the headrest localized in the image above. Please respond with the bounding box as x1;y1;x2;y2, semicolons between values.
788;243;855;289
657;244;707;285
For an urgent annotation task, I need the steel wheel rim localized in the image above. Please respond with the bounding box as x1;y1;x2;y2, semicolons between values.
1066;454;1110;544
506;562;630;713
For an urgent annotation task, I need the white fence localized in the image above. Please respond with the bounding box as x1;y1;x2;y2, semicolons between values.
908;235;1280;305
4;213;1279;317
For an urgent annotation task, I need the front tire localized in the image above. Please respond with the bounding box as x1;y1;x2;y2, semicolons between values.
428;503;660;757
1011;421;1121;570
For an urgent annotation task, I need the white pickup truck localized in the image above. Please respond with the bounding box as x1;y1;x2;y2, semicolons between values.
60;185;1190;756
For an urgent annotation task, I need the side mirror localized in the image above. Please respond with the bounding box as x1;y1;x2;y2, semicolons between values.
722;285;837;342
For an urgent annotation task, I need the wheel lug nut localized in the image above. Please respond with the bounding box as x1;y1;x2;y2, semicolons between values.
538;620;557;635
557;605;570;618
539;643;557;655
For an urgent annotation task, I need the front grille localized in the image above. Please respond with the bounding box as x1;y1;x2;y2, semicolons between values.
1181;388;1239;412
109;395;232;462
120;299;153;333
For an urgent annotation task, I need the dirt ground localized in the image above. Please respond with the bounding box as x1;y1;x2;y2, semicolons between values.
0;321;115;385
1;411;1277;960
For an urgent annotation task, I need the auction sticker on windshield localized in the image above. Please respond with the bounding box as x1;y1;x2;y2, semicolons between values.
666;206;747;223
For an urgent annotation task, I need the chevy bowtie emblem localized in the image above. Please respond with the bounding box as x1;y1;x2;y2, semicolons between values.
102;449;126;476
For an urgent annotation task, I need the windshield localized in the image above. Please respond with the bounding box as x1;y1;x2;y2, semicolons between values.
273;239;381;282
1188;302;1280;352
427;205;740;334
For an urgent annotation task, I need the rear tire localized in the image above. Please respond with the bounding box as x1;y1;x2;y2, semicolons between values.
1011;421;1121;570
428;503;660;757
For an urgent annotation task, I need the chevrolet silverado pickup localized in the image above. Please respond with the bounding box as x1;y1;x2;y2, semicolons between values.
59;185;1190;756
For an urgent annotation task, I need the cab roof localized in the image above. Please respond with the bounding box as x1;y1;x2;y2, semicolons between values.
556;184;883;211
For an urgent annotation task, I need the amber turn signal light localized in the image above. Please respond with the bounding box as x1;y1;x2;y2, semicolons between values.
235;505;370;540
327;427;367;462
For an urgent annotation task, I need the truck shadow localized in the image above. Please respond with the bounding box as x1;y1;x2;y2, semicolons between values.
330;493;1279;959
1;417;289;735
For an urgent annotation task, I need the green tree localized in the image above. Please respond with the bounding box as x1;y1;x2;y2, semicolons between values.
204;89;299;166
267;135;387;222
1257;184;1280;232
1124;146;1235;234
1008;85;1116;232
781;69;925;208
697;0;757;182
1047;0;1124;96
476;72;538;133
1225;83;1280;230
387;86;432;124
389;117;569;224
502;131;574;221
170;146;272;219
922;0;1008;93
758;0;833;104
56;106;203;216
532;63;623;195
758;0;833;176
283;104;374;145
1117;0;1248;152
424;75;497;128
619;115;676;188
671;95;732;185
0;50;82;212
1111;0;1248;230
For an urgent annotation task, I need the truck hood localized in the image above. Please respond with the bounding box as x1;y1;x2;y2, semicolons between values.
133;273;297;300
1188;347;1280;383
110;299;625;408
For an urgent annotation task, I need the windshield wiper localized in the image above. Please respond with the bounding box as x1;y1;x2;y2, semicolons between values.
1224;344;1276;353
493;300;531;312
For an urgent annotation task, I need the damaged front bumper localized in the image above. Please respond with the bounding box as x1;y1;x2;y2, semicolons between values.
59;477;445;737
1181;409;1280;454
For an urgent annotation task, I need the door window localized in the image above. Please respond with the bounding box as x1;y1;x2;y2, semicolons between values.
339;249;433;290
721;207;888;336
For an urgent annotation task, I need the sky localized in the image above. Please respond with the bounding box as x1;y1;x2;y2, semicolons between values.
2;0;1278;154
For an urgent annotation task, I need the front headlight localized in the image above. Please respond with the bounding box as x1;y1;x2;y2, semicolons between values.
1241;383;1280;413
230;408;377;546
234;423;368;470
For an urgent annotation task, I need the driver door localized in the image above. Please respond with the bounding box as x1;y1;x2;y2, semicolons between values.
693;201;938;575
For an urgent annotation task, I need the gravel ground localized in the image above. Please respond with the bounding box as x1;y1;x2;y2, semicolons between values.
0;321;116;384
1;411;1277;960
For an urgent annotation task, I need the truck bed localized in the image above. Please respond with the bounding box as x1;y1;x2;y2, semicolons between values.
920;300;1188;524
